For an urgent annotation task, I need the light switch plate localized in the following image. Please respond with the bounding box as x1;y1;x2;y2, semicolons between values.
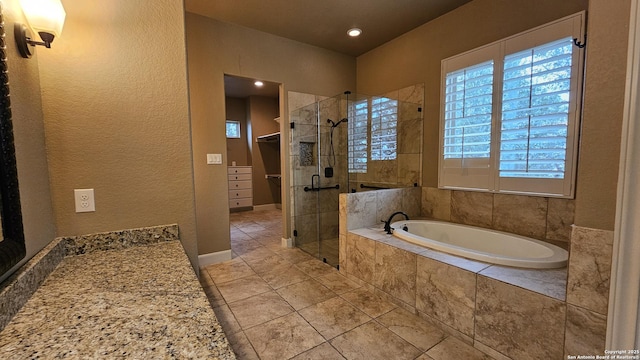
207;153;222;165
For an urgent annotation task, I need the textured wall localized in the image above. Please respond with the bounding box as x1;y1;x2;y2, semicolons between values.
0;0;57;283
248;96;280;206
35;0;198;268
573;0;631;230
186;13;355;256
225;97;250;166
356;0;629;230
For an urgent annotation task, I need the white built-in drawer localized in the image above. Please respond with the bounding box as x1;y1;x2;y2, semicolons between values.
228;167;252;175
229;180;252;190
229;189;252;199
229;198;253;208
228;173;252;181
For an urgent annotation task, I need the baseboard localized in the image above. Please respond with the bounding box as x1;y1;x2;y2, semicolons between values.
281;237;293;248
253;203;282;211
198;250;232;267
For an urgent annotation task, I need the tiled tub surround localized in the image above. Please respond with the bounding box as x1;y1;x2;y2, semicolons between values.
343;227;568;360
0;225;235;359
341;190;613;358
421;187;576;246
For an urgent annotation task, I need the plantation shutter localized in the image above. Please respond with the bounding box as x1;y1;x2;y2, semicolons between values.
439;44;500;190
348;99;369;173
496;13;584;196
499;38;573;180
370;97;398;161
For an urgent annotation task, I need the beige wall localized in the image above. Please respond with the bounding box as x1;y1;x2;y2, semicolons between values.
225;97;250;166
0;0;57;282
573;0;631;230
186;13;355;255
356;0;627;231
248;96;280;206
35;0;199;268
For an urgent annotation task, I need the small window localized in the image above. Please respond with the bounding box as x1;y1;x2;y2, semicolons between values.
226;120;241;139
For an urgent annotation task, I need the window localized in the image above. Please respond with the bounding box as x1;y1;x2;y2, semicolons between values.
226;120;241;139
348;97;399;173
370;97;398;161
348;99;369;173
439;12;585;198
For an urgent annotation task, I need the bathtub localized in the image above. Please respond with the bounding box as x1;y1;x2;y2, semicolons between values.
390;220;568;269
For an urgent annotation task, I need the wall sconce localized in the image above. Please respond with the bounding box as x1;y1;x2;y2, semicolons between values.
14;0;66;59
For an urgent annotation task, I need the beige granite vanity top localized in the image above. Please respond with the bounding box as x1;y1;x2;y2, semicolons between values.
0;239;235;359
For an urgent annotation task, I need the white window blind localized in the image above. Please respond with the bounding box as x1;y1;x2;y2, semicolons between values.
439;12;585;198
499;37;573;179
443;61;494;160
348;99;368;173
370;97;398;161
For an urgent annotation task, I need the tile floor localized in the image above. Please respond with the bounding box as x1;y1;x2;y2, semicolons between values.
199;209;494;360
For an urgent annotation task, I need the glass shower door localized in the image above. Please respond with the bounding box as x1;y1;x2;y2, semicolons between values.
291;100;321;259
290;93;350;268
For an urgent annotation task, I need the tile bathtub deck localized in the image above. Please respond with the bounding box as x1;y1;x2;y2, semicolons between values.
201;209;495;360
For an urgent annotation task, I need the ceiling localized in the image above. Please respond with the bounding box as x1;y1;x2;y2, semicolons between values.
224;75;280;99
194;0;473;99
185;0;473;57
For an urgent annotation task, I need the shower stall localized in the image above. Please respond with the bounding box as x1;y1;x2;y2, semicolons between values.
289;90;422;267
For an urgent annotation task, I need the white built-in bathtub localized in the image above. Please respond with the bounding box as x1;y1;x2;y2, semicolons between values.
390;220;568;269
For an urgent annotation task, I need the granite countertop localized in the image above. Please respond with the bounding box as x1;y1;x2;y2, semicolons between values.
0;240;236;359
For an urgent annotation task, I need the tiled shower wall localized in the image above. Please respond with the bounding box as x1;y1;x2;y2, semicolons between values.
348;84;425;191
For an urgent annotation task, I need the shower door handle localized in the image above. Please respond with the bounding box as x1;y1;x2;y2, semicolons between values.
303;174;320;192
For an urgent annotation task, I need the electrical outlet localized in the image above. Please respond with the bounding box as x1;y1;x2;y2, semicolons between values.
74;189;95;213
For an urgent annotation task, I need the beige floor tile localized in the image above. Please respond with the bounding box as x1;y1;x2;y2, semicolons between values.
262;241;286;252
225;331;260;360
244;253;290;274
203;285;226;308
260;264;310;289
415;354;436;360
211;304;242;335
316;272;362;294
340;288;397;318
204;257;256;284
276;248;318;264
299;297;371;340
216;274;272;303
239;246;276;263
290;342;346;360
227;291;294;329
231;239;264;255
254;234;282;246
198;268;215;288
230;230;253;242
244;312;325;360
277;278;337;310
330;321;422;360
426;337;493;360
295;259;338;278
376;307;446;352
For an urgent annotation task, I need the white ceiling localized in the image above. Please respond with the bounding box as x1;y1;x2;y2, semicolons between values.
185;0;473;57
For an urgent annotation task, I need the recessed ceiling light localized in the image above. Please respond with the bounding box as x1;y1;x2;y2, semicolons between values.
254;81;264;87
347;28;362;37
